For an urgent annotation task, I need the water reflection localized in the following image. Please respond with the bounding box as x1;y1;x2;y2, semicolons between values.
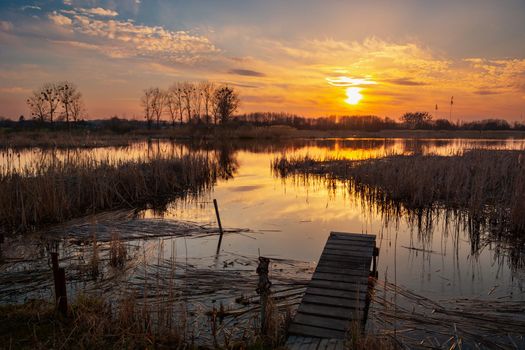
2;137;525;175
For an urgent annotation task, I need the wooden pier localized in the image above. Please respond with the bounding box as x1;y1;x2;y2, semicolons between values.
286;232;378;349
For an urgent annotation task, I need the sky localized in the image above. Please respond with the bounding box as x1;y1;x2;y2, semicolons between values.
0;0;525;121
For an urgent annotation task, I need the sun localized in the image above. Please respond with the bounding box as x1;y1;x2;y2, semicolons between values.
345;87;363;105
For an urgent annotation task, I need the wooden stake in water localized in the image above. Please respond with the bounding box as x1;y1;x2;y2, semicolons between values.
0;233;4;262
214;199;224;254
256;256;272;336
51;252;68;316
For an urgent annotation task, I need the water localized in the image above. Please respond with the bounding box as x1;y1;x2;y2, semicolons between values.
1;138;524;346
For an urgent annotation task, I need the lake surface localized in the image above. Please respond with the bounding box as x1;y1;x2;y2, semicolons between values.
1;137;525;346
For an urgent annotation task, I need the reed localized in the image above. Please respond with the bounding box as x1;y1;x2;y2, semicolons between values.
274;150;525;235
0;154;218;232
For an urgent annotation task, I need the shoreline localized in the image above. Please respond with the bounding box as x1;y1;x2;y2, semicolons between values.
2;126;525;149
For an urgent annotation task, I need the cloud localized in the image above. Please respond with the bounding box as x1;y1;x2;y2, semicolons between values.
47;12;219;64
48;12;73;26
228;69;266;77
21;5;41;11
78;7;119;17
0;21;13;32
386;78;427;86
326;76;377;87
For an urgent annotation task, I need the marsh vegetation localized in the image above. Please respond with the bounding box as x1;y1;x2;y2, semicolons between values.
0;152;219;232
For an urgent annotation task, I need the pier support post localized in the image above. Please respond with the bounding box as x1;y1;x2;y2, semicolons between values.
256;256;272;336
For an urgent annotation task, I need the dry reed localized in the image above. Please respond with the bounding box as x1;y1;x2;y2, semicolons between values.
0;154;218;232
274;150;525;234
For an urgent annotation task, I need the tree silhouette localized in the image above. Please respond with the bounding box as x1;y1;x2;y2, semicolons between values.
213;86;239;124
57;81;83;127
141;88;156;129
401;111;432;129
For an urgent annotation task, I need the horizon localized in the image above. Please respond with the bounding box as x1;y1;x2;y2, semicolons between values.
1;1;525;121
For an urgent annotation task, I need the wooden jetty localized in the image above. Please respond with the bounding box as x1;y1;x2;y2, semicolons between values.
286;232;378;349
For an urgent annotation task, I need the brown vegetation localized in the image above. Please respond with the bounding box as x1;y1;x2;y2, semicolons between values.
274;150;525;235
0;154;218;232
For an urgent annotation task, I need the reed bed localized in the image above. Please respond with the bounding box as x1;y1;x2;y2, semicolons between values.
0;153;218;232
274;150;525;235
370;279;525;349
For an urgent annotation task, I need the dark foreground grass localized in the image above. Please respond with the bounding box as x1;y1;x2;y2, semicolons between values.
274;150;525;234
0;296;397;350
0;297;191;349
0;154;218;232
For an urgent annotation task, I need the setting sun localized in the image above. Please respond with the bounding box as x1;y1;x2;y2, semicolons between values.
345;87;363;105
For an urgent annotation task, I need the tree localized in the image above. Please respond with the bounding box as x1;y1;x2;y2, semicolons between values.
150;88;167;128
166;86;181;127
213;86;239;124
141;88;156;128
26;91;49;122
192;84;202;123
26;83;61;123
57;81;83;126
401;111;432;129
199;81;216;124
70;93;86;122
167;83;186;126
40;83;61;123
181;82;196;124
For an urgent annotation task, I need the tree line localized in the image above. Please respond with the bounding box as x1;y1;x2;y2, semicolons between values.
26;81;85;125
9;82;524;132
234;112;524;131
141;82;240;128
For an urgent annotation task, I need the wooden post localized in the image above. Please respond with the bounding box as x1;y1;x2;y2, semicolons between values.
50;252;68;316
214;199;224;254
0;233;4;262
256;257;271;336
56;267;68;316
371;246;379;278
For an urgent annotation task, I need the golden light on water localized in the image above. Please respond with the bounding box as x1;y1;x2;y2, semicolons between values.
345;87;363;105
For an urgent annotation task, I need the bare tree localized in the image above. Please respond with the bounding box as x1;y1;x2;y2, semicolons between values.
199;81;216;124
150;88;167;128
26;91;49;122
181;82;196;124
166;88;180;127
213;86;239;124
141;88;156;129
40;83;61;123
168;83;186;126
57;81;82;127
70;95;86;122
192;85;203;123
26;83;60;123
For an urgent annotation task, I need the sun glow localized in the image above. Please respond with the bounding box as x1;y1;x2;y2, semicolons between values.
345;87;363;105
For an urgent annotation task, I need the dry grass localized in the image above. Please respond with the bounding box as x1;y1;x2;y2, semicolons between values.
0;294;188;349
274;150;525;234
0;154;218;232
